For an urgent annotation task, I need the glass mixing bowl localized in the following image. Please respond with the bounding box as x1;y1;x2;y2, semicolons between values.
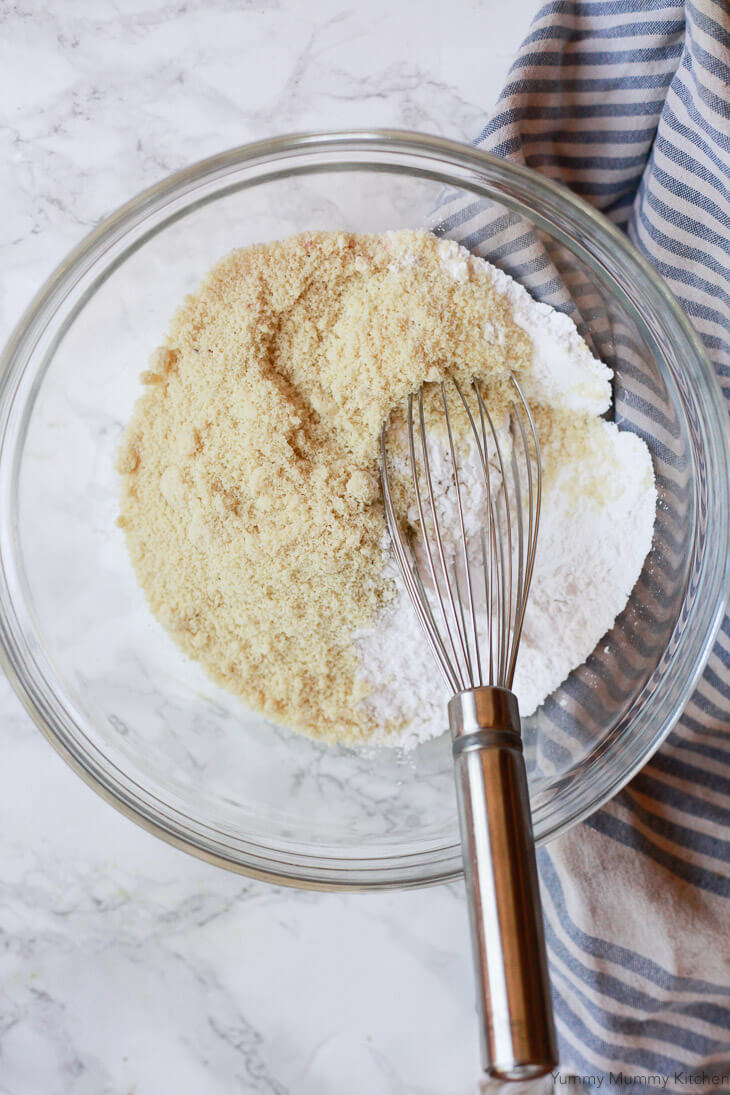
1;131;728;889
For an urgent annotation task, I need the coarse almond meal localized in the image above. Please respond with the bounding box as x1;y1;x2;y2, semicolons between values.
117;229;655;746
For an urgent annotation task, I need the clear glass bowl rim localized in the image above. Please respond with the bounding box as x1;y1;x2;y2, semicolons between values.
0;129;728;891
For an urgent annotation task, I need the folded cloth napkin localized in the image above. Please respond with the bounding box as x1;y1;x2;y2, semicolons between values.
457;2;730;1090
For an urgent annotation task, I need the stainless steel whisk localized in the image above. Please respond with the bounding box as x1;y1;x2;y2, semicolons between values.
380;376;558;1082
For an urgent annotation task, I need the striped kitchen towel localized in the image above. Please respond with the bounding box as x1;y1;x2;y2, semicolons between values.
450;3;730;1091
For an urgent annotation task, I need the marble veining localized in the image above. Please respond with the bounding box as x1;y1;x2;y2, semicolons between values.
0;2;536;1092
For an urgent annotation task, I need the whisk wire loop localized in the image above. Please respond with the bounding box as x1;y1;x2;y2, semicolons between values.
507;376;542;686
408;394;465;686
442;382;482;688
380;436;459;692
475;384;513;687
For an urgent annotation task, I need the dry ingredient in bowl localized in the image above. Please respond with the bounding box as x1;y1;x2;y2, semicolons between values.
117;230;656;747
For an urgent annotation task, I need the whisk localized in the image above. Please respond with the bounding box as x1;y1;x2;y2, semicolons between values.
380;376;558;1082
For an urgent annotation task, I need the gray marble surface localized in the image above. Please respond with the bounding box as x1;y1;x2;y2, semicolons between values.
0;3;539;1092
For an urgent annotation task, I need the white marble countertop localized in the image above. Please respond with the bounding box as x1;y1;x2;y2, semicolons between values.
0;3;538;1093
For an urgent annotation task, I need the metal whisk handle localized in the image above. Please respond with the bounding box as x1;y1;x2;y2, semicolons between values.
448;686;558;1082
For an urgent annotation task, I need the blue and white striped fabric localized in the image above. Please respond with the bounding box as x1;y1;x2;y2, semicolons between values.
459;2;730;1089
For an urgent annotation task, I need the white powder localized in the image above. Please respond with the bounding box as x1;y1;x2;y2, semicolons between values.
355;240;657;749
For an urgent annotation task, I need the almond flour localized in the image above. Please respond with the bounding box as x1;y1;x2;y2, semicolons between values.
118;231;531;742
